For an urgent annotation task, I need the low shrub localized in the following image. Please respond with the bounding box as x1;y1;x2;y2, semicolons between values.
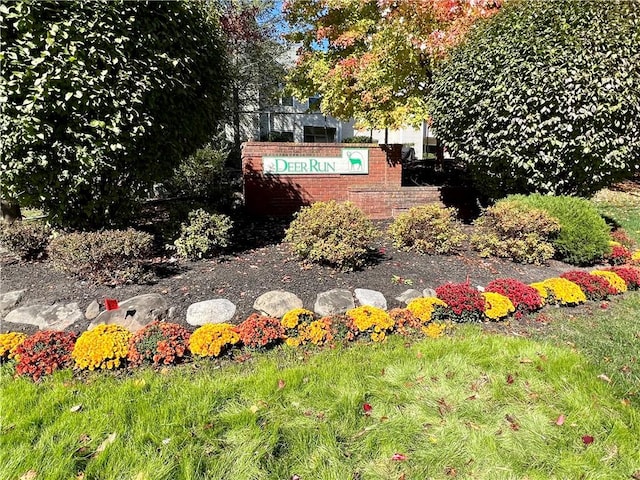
605;266;640;290
591;270;627;294
388;205;466;255
237;313;284;349
15;331;77;381
610;228;635;249
485;278;544;317
73;325;132;370
540;278;587;306
506;194;610;265
435;283;485;323
0;332;27;361
345;305;395;342
342;136;376;143
560;271;616;301
281;308;316;347
481;292;515;321
471;201;560;265
0;221;51;260
164;143;229;200
128;321;191;367
190;323;240;357
284;200;379;270
174;208;233;259
48;228;153;284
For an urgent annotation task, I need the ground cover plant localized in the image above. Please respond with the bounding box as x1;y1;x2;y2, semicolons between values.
2;330;639;480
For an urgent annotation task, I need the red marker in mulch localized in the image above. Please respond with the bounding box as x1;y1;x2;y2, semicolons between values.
104;298;119;311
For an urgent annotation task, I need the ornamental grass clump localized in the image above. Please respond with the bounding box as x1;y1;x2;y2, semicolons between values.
128;321;191;367
540;278;587;306
591;270;627;294
237;313;285;349
0;332;27;361
560;271;616;301
73;325;132;370
190;324;240;357
435;283;485;323
485;278;544;318
346;305;395;342
284;200;379;271
481;292;515;321
605;266;640;290
281;308;316;347
15;331;77;381
388;204;466;255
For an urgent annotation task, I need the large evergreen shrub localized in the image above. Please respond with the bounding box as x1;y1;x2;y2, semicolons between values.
0;1;229;228
429;0;640;198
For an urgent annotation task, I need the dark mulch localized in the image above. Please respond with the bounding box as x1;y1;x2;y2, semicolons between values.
0;214;584;336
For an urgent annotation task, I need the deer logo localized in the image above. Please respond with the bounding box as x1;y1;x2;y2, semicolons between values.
347;151;363;171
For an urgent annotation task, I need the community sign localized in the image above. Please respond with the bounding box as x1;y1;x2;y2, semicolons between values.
263;148;369;175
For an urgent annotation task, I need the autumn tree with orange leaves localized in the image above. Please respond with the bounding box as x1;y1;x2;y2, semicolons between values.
284;0;502;128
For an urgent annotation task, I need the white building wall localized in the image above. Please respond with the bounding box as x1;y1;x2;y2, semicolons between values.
356;122;450;159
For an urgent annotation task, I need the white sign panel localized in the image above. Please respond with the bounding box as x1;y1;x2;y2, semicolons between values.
263;148;369;175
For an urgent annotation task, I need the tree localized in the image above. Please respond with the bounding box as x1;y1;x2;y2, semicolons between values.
284;0;502;128
0;1;229;228
428;0;640;198
217;0;287;161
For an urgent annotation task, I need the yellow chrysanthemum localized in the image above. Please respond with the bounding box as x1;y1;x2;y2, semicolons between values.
591;270;627;293
302;320;330;345
632;250;640;263
529;282;549;303
346;305;394;341
609;240;622;247
482;292;515;320
0;332;27;360
190;323;240;357
73;324;132;370
542;278;587;305
422;322;447;338
407;297;447;324
281;308;314;329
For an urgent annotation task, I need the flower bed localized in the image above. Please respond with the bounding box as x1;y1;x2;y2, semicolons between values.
5;264;640;381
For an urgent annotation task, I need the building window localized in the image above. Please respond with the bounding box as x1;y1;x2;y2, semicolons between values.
304;126;335;143
280;95;294;107
308;96;321;112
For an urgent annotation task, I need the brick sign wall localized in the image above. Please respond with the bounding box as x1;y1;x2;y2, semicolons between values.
242;142;445;218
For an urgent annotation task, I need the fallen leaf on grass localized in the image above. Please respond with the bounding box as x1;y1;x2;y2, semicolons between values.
597;374;612;383
505;414;520;431
93;432;117;457
631;470;640;480
70;404;82;413
278;379;286;390
391;453;407;461
19;470;37;480
506;374;514;384
582;435;594;445
555;414;566;426
519;358;533;364
363;403;372;416
621;399;631;407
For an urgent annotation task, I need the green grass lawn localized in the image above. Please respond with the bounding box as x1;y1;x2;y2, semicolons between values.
592;188;640;243
2;328;639;480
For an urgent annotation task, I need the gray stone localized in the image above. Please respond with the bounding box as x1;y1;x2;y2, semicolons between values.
168;306;177;320
253;290;303;318
314;289;355;317
4;302;83;330
0;289;25;317
395;289;423;305
85;300;100;320
354;288;387;310
187;299;236;326
422;288;437;298
89;294;168;332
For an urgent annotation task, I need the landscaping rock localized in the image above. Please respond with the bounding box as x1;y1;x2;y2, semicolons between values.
187;299;236;326
0;289;25;317
85;300;101;320
422;288;437;298
314;289;355;317
354;288;387;310
89;294;168;332
4;302;83;330
395;289;423;305
253;290;303;318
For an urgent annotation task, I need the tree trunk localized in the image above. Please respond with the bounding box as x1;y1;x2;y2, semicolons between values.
0;199;22;224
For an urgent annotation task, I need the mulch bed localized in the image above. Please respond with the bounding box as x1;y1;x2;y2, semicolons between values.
0;215;587;336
